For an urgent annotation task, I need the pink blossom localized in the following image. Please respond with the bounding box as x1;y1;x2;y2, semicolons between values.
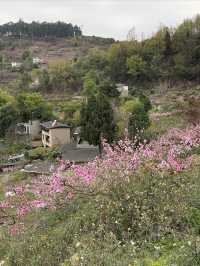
67;192;74;200
31;200;47;208
9;224;22;236
17;206;30;218
0;201;10;208
14;186;23;196
3;123;200;233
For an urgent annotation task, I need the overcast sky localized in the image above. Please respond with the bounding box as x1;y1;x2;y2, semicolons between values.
0;0;200;40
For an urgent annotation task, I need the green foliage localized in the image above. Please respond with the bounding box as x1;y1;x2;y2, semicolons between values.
146;114;185;140
106;15;200;86
39;69;50;91
59;100;82;127
80;93;117;149
0;89;18;137
17;92;53;121
98;79;120;98
128;100;150;141
122;98;142;113
0;20;82;38
139;94;152;112
27;147;60;161
49;60;76;92
81;70;119;98
108;42;132;82
127;54;148;84
11;171;28;183
18;72;32;91
75;48;108;78
2;159;198;265
82;72;98;97
22;50;32;61
21;50;34;71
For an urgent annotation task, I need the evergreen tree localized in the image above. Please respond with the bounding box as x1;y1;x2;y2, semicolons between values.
98;79;120;98
80;93;116;152
39;69;51;92
128;101;150;141
138;94;152;112
0;90;18;137
164;29;173;59
0;20;82;38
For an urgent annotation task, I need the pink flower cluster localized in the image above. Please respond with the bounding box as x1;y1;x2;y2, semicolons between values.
1;124;200;232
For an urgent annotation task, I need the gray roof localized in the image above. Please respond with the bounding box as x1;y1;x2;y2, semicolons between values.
41;121;70;130
23;145;99;174
60;143;99;163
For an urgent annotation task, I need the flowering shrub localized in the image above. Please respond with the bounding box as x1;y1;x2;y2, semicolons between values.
1;124;200;239
2;124;200;264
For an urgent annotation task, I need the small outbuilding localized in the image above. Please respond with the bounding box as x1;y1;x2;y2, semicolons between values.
41;121;71;148
116;83;129;98
16;120;41;140
11;62;22;70
33;57;43;65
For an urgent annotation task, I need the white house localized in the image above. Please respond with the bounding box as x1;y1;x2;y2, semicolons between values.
16;120;41;140
33;57;43;65
11;62;22;69
116;83;129;98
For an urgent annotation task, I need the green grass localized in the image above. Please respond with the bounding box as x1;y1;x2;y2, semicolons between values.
146;113;185;140
1;86;200;265
1;160;200;265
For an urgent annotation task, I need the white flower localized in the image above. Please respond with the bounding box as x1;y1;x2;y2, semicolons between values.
5;191;15;197
76;242;81;248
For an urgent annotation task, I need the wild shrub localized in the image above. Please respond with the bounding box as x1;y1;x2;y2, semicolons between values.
1;125;200;264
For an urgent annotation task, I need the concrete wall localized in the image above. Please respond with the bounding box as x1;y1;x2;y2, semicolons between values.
42;128;71;148
29;120;41;140
23;120;41;140
50;128;71;146
116;84;129;98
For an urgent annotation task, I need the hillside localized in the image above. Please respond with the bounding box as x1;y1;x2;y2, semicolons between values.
1;88;200;265
1;15;200;266
0;35;114;87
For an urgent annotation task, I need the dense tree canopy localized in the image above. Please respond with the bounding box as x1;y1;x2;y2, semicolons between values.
16;92;53;122
0;20;82;38
0;90;18;137
105;15;200;88
48;60;77;92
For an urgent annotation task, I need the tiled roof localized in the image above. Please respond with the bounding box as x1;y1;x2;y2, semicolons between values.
41;121;70;130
